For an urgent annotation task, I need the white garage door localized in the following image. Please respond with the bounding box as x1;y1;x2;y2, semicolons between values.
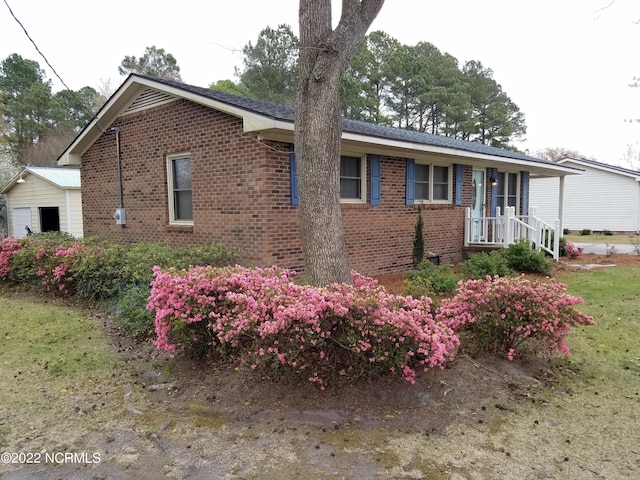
13;207;32;238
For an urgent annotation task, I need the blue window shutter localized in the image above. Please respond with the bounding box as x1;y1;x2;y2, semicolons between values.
455;164;463;205
370;154;381;206
405;158;415;205
521;171;529;216
490;167;498;217
289;144;298;206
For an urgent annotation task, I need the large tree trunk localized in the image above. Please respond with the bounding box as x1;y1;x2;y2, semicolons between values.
295;0;384;286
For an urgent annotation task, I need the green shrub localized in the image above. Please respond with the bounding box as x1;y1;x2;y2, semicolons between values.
405;260;460;296
402;276;435;299
71;241;239;300
580;228;592;236
113;284;155;340
563;228;571;235
559;235;567;257
2;236;239;302
504;239;552;276
412;206;425;267
461;250;511;279
602;229;614;236
70;244;129;300
173;244;239;270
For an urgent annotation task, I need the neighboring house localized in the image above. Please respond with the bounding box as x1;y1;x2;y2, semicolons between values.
57;74;578;275
1;166;83;238
530;157;640;233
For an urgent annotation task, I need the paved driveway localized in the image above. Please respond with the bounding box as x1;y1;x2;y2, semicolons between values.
572;242;637;255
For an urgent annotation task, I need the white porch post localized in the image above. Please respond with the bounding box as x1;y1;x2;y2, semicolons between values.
558;176;565;237
464;207;471;247
504;206;514;248
529;206;538;248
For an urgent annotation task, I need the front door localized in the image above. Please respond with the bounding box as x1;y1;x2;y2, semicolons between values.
471;170;486;240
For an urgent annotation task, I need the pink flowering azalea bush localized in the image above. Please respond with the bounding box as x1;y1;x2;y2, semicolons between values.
34;243;86;292
436;275;595;360
147;265;459;388
0;234;81;290
0;237;23;279
565;242;584;258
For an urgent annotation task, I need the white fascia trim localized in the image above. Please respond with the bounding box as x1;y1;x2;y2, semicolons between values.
243;116;286;132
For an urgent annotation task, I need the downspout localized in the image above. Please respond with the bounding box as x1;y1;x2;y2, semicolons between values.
111;127;123;209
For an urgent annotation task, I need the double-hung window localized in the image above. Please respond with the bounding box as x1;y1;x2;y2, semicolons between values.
340;155;366;202
414;162;451;203
167;153;193;224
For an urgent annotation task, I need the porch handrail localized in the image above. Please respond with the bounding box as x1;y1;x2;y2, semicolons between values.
465;206;560;260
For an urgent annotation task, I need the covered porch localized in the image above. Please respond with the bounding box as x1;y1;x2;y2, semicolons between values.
464;206;561;260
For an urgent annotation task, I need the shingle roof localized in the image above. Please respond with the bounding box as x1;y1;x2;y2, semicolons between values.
136;74;557;167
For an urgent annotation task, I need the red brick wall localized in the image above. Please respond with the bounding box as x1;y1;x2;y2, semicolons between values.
81;99;477;276
260;154;470;276
81;99;271;266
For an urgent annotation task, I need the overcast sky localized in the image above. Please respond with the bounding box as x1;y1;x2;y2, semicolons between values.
1;0;639;165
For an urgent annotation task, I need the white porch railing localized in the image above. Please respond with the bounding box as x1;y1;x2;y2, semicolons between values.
464;206;560;260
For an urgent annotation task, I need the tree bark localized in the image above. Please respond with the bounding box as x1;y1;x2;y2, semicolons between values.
295;0;384;286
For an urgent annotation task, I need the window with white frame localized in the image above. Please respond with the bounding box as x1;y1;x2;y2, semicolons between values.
340;155;366;202
495;171;519;212
167;154;193;223
415;162;451;203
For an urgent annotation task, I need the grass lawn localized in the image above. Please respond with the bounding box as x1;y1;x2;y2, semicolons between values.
0;266;639;479
0;295;152;472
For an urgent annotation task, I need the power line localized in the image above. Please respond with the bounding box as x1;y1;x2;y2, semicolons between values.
2;0;74;94
2;0;103;129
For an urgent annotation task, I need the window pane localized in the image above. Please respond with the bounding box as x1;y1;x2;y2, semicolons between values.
507;173;517;196
174;191;192;220
433;183;448;200
173;158;191;189
415;164;429;182
415;182;429;200
340;178;360;198
433;166;449;200
433;166;448;183
340;156;361;178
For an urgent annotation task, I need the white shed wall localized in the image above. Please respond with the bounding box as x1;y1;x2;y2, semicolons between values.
530;163;640;232
5;175;83;238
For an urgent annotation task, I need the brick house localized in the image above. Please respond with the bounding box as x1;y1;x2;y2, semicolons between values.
58;74;578;275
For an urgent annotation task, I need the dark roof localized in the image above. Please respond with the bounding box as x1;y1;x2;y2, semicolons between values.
136;74;556;166
563;157;640;177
